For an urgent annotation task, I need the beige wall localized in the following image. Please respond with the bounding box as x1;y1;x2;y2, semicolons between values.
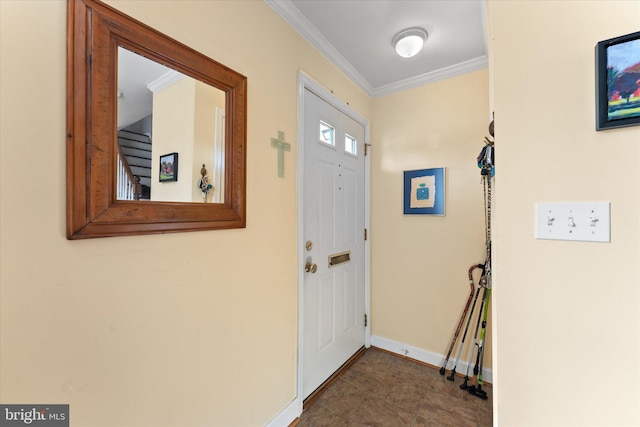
150;78;223;202
371;70;491;365
192;82;225;203
0;1;369;426
152;77;196;201
8;0;634;426
490;1;640;425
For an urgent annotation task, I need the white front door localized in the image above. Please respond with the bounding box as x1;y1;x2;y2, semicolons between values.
302;87;367;399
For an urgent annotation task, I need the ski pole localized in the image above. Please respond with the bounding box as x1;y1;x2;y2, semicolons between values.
474;255;490;376
469;287;491;400
440;263;484;375
446;285;481;382
459;282;488;389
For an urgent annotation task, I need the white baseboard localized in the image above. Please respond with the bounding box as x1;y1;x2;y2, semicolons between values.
371;335;493;384
264;397;301;427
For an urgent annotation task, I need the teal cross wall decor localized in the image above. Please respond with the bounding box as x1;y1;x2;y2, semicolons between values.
270;131;291;178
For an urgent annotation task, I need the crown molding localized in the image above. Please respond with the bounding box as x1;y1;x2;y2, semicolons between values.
264;0;375;97
372;55;488;97
265;0;488;98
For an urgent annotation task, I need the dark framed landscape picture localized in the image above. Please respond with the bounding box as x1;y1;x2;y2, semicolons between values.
159;152;178;182
595;31;640;130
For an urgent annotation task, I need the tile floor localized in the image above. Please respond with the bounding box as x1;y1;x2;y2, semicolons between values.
297;348;492;426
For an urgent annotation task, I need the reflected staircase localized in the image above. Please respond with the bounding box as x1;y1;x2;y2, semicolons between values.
117;129;152;200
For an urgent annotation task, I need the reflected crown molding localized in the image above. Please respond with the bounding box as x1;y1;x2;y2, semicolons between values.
147;70;186;93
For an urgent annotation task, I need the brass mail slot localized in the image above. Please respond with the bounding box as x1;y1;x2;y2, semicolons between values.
329;251;350;267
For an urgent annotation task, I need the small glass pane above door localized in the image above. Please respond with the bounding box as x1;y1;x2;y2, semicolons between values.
345;134;357;155
319;121;335;146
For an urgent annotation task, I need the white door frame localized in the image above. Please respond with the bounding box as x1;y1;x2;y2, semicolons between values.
296;70;371;406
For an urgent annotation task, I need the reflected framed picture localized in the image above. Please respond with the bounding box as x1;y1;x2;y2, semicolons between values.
403;167;445;215
595;31;640;130
159;152;178;182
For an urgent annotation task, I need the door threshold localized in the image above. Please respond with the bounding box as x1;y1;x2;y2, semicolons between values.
303;346;367;410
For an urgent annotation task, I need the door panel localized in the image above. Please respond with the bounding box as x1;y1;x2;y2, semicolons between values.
303;88;365;398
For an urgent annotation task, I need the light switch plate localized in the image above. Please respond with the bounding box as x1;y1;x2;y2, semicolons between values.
535;202;610;242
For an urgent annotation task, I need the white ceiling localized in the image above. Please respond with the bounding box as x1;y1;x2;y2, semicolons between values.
117;47;188;129
265;0;488;98
117;47;173;129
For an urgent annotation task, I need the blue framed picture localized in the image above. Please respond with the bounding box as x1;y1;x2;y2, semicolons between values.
403;167;445;215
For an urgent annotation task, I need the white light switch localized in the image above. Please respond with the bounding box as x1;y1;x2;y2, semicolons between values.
535;202;610;242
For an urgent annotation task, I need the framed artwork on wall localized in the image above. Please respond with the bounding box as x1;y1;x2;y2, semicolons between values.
159;152;179;182
595;31;640;130
403;167;445;215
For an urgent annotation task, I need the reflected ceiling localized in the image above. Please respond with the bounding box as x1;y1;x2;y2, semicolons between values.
117;47;178;129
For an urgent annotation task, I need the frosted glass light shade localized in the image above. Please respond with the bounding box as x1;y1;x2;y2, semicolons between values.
392;28;428;58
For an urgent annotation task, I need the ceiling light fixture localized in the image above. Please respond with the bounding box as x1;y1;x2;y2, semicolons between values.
392;27;428;58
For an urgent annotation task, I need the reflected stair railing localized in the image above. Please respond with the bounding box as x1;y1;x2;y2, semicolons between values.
117;145;141;201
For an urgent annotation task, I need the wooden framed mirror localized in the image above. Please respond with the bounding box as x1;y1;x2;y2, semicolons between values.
66;0;247;239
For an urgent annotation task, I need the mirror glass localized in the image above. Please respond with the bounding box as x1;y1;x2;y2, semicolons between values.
117;47;226;203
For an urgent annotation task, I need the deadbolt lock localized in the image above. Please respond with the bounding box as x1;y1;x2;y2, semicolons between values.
305;240;313;251
305;261;318;273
